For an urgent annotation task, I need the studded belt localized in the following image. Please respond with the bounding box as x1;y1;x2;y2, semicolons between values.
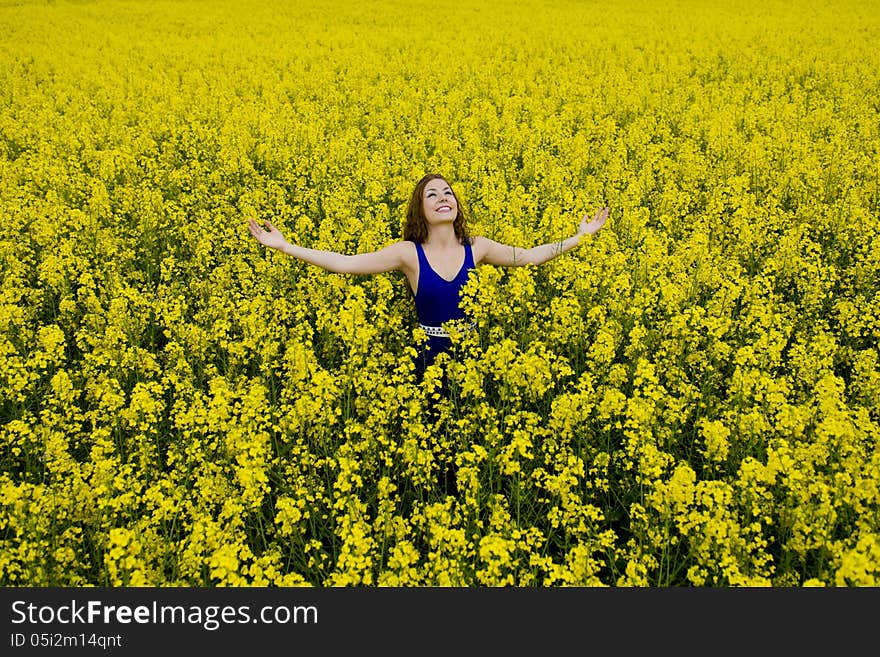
419;322;476;338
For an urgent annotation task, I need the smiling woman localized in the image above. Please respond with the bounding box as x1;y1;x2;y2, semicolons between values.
248;172;609;380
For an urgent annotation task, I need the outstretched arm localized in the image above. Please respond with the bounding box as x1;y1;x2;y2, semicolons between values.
475;206;609;267
248;218;410;275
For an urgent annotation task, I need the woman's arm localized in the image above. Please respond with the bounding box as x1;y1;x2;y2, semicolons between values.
475;206;609;267
248;218;411;275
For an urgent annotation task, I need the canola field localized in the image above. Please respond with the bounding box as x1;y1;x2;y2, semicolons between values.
1;0;879;586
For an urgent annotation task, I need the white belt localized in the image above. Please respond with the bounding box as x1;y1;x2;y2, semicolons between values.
419;322;476;338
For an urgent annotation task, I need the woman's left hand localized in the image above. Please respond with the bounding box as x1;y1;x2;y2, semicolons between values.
579;206;609;236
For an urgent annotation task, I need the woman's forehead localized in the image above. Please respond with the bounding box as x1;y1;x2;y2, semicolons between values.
424;180;452;193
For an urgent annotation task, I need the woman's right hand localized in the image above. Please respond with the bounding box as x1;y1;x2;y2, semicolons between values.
248;218;289;251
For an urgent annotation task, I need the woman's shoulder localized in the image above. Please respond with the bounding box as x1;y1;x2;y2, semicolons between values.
391;239;419;265
466;235;487;256
465;236;510;265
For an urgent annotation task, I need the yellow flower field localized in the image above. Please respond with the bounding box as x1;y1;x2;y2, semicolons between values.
1;0;878;586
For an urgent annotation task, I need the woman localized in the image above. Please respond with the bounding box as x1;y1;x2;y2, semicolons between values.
248;173;609;379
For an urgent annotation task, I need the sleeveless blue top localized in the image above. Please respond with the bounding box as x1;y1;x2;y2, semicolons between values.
413;239;475;328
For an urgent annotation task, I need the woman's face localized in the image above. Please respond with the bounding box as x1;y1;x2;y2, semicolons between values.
422;179;458;224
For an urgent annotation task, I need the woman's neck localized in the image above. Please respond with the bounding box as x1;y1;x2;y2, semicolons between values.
424;224;459;249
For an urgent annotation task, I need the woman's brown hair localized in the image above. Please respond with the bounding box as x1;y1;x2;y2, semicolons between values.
403;173;471;244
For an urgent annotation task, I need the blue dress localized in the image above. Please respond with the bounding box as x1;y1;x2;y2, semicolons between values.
412;239;475;377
